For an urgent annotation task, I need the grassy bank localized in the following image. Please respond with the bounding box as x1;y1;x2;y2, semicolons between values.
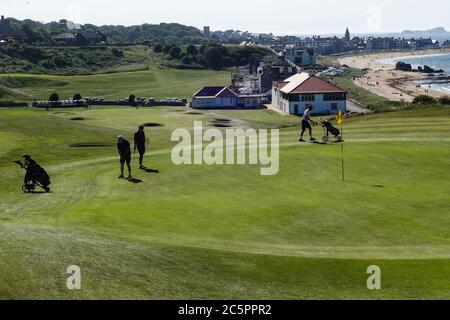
331;68;404;112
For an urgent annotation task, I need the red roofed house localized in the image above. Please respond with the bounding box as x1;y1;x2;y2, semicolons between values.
272;72;347;115
192;86;262;109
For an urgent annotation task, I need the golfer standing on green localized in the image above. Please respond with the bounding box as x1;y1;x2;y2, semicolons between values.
299;104;317;142
134;125;146;169
117;135;132;179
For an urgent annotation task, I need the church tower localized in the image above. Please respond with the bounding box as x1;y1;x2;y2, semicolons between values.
345;27;351;42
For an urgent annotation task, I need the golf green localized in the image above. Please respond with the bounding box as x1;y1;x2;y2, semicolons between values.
0;105;449;299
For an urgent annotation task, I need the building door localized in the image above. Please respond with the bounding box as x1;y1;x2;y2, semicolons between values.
294;104;299;115
331;103;338;113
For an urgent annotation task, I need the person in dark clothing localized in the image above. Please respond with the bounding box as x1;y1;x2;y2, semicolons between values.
22;155;37;183
117;135;132;179
299;105;317;142
134;125;146;169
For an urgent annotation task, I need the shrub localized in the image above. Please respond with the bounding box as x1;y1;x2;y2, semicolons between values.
111;48;124;57
153;44;163;53
413;95;436;105
438;96;450;105
162;44;174;54
186;45;198;56
169;46;181;59
73;93;82;101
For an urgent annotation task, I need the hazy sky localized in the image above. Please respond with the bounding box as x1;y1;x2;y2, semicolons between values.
1;0;449;35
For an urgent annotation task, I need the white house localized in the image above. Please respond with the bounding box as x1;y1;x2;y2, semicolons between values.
283;46;316;66
272;73;347;115
192;86;262;109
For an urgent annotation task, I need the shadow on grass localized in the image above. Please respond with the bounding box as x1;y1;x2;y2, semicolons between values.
24;191;53;194
127;178;143;184
141;168;160;174
143;123;163;127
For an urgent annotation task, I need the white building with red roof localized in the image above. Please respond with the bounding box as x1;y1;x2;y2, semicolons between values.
272;72;347;115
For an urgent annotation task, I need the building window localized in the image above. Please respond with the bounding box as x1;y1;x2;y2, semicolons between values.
324;93;346;101
301;94;315;102
331;103;338;111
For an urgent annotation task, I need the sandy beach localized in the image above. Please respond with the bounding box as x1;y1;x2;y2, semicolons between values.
338;49;450;102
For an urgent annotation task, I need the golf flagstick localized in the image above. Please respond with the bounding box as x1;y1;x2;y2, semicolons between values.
337;111;345;182
341;129;345;182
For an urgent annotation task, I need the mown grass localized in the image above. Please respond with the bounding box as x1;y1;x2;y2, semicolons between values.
0;105;449;299
0;67;231;101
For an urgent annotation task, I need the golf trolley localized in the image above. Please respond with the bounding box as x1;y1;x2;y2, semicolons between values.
13;159;51;193
319;119;343;143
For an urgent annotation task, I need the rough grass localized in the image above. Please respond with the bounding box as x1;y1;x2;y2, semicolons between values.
0;45;153;76
0;84;32;101
0;105;449;299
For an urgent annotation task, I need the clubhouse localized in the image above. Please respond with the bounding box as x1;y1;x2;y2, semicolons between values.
272;72;347;115
192;86;263;109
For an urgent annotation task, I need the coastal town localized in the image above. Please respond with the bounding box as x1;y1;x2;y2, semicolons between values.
1;13;449;112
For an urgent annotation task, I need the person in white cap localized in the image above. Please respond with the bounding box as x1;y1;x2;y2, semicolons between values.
117;135;132;179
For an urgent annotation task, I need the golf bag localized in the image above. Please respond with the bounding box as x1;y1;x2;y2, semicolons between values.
13;159;51;193
320;120;343;142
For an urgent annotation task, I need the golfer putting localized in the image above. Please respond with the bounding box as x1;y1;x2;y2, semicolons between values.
299;104;317;143
117;135;132;179
134;125;146;169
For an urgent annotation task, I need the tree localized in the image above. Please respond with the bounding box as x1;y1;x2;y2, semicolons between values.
169;46;181;59
162;44;174;54
48;93;60;110
204;47;223;69
49;93;59;102
186;45;198;56
128;95;136;106
22;24;37;43
73;93;82;101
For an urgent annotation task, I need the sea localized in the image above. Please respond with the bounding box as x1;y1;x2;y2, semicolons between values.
379;53;450;95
